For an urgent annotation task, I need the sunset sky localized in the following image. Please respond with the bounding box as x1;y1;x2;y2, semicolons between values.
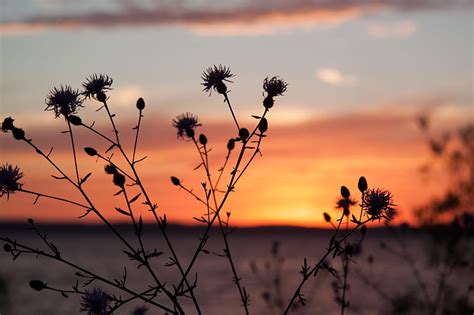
0;0;472;227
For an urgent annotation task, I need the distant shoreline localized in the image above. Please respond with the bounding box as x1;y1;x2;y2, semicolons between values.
0;221;426;235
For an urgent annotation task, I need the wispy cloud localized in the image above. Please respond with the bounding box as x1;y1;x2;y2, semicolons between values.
367;21;417;38
315;68;358;87
0;0;470;37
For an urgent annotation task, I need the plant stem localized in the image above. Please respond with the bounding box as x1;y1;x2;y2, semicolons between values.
0;237;176;314
223;92;240;130
67;119;80;184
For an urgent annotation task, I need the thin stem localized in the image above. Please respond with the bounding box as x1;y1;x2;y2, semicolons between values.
67;120;80;184
340;217;350;315
80;106;201;312
22;139;176;306
215;149;231;190
192;136;250;313
283;218;371;314
102;100;121;145
132;109;143;163
19;188;89;209
122;188;185;314
175;110;270;297
175;134;250;294
0;237;176;314
223;92;240;130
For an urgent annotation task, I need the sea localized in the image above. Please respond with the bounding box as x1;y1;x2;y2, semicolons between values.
0;224;472;315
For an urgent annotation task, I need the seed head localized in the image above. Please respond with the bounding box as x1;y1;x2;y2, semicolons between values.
29;280;46;291
82;74;113;101
1;117;15;133
0;164;23;198
201;64;234;95
172;113;201;139
45;85;83;118
80;287;112;315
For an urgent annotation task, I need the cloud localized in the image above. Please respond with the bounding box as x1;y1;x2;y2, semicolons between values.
0;0;470;37
315;68;358;86
367;21;417;38
112;86;144;108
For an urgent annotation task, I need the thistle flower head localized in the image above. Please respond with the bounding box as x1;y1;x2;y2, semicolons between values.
0;164;23;198
80;288;112;315
201;64;234;95
45;85;83;118
263;76;288;97
336;197;357;216
82;74;113;101
172;112;201;138
1;117;15;133
363;188;396;221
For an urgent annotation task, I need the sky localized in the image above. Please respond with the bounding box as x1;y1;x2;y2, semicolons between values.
0;0;473;227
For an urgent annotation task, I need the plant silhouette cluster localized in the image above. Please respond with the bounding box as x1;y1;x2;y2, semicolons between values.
355;118;474;315
1;66;395;314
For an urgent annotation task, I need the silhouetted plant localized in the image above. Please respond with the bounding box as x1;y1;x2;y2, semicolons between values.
356;118;474;315
283;177;394;314
0;66;397;315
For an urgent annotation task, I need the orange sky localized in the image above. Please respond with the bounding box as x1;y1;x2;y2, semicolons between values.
0;108;450;227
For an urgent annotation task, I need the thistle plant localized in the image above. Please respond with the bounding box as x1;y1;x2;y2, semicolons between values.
0;66;396;315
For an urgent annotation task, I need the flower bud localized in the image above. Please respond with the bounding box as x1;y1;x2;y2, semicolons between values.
340;186;350;199
239;128;249;141
1;117;15;132
171;176;181;186
136;97;145;110
3;244;12;252
263;96;274;109
358;176;368;192
323;212;331;222
227;139;235;151
67;115;82;126
113;173;125;187
104;164;117;174
12;127;25;140
29;280;46;291
199;134;208;145
84;147;97;156
96;91;107;102
185;128;195;138
27;218;34;224
216;81;227;94
258;118;268;133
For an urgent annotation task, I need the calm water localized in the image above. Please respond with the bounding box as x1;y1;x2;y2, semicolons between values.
0;225;471;315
